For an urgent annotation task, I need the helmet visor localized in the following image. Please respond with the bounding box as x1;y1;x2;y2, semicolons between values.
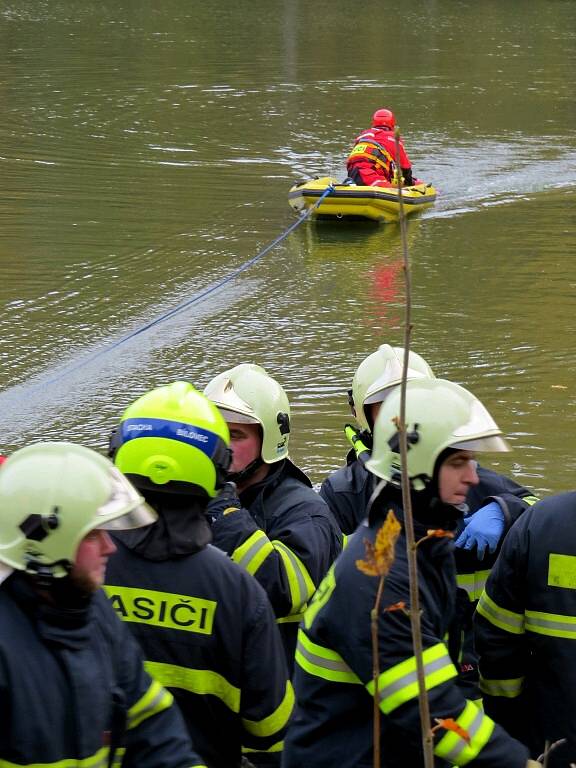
217;408;260;425
96;467;157;530
450;435;510;453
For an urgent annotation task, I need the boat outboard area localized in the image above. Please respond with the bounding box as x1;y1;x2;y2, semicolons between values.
288;175;437;223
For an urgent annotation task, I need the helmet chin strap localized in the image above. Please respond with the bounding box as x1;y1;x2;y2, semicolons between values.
226;457;264;486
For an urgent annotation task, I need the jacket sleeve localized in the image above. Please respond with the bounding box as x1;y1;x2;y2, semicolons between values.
319;473;360;537
239;576;294;757
342;549;529;767
474;466;538;530
211;495;341;619
474;511;532;742
102;597;207;768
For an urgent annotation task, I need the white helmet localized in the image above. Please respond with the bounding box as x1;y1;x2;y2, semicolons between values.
350;344;435;431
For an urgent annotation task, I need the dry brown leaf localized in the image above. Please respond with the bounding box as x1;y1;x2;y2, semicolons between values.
385;601;407;613
432;718;470;743
356;510;401;577
426;529;455;539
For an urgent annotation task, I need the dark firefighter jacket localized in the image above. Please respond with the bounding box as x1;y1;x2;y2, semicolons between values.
210;459;342;665
320;453;537;696
475;492;576;766
0;572;203;768
282;498;530;768
105;501;293;768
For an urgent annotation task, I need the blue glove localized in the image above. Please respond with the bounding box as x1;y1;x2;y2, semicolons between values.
454;501;505;559
205;481;241;524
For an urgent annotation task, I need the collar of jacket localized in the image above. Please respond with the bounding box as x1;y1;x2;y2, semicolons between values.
368;483;461;534
4;572;93;649
239;458;312;509
113;494;211;561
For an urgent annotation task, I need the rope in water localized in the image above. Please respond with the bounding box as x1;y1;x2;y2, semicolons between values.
36;183;335;387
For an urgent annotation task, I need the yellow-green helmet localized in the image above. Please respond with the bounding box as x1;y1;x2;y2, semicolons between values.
113;381;231;499
366;379;509;491
0;442;156;581
203;364;290;463
351;344;435;432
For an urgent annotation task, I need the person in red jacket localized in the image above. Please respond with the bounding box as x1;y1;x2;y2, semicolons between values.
346;108;416;187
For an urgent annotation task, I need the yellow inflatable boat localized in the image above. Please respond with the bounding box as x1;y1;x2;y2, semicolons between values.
288;176;437;223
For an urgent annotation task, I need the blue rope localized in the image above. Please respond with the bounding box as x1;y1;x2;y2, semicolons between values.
35;183;335;387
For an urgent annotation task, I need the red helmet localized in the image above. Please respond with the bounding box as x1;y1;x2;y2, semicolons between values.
372;108;395;130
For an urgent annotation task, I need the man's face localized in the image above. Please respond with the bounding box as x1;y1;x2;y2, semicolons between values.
438;450;479;505
71;529;116;593
228;421;262;473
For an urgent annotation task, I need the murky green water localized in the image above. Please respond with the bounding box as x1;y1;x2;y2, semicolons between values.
1;0;575;495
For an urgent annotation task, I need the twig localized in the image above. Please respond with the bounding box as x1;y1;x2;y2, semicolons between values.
395;127;435;768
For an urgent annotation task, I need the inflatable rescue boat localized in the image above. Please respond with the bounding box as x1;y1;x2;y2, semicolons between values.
288;176;437;223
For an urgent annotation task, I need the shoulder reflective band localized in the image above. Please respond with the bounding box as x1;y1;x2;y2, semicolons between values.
303;564;336;631
242;741;283;754
272;539;316;614
104;585;217;635
479;675;524;698
525;609;576;639
231;530;274;575
127;678;173;730
476;592;525;635
241;681;295;738
0;748;111;768
434;700;495;765
295;629;361;684
548;553;576;590
366;643;457;715
456;570;491;602
523;495;539;506
146;661;240;713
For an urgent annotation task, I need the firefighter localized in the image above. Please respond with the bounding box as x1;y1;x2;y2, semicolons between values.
346;108;416;187
203;364;342;667
106;381;293;768
0;442;205;767
283;379;535;767
320;344;538;697
475;492;576;766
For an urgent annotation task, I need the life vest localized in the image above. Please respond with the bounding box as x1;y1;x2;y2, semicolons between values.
347;134;395;178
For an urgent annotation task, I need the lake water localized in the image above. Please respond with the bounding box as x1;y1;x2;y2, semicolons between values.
1;0;575;495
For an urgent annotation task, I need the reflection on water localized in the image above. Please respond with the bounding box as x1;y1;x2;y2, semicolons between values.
1;0;576;497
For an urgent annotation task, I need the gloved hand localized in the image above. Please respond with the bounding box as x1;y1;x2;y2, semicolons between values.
454;501;505;559
205;481;241;523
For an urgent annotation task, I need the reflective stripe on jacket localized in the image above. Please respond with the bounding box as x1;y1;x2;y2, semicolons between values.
0;575;203;768
283;502;529;768
105;540;292;768
211;459;342;665
475;492;576;761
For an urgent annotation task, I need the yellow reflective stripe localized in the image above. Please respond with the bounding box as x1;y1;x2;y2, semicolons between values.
242;741;283;754
476;592;525;635
276;612;304;624
434;700;495;765
548;553;576;590
127;678;173;730
146;660;240;713
241;681;294;738
366;643;457;715
272;540;316;614
295;629;361;684
342;533;349;550
104;584;216;635
523;495;539;506
456;570;490;602
479;675;524;698
0;749;110;768
525;609;576;639
232;531;274;576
